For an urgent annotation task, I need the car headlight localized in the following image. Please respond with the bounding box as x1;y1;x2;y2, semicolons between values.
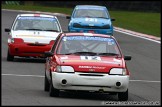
8;38;14;43
102;24;110;29
56;66;74;73
109;68;127;75
73;23;82;28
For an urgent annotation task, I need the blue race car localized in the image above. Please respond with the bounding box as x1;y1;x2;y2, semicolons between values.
66;5;115;35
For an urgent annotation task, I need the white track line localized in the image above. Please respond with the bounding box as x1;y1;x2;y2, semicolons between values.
129;80;160;83
2;9;67;16
114;29;161;44
2;74;160;83
2;73;44;78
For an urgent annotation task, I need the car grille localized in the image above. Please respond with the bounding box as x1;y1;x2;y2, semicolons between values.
79;73;105;77
27;43;47;46
73;23;110;29
76;72;107;76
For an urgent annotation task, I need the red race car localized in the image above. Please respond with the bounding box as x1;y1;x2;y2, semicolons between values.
5;14;62;61
44;33;131;101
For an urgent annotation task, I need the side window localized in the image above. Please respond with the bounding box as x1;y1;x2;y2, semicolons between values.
12;16;20;30
50;33;62;53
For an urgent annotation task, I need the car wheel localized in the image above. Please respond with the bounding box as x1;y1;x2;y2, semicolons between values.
49;79;60;97
109;92;117;95
44;73;50;92
118;89;128;101
7;49;14;61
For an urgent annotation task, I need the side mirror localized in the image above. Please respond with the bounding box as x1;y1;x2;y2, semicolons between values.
66;16;71;19
5;28;11;32
111;18;115;21
44;51;54;57
124;55;132;61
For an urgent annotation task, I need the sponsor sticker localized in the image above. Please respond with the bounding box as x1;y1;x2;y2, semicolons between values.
77;7;104;10
64;36;115;44
113;58;122;62
16;35;44;38
79;66;105;69
60;56;68;59
102;61;121;64
18;17;56;21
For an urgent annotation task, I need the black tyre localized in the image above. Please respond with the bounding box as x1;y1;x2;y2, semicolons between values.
44;73;50;92
49;79;60;97
118;89;128;101
109;92;117;95
7;49;14;61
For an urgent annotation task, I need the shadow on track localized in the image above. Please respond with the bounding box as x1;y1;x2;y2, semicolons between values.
47;91;118;101
2;57;46;63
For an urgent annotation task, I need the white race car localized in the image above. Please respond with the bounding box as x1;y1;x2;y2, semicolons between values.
5;14;62;61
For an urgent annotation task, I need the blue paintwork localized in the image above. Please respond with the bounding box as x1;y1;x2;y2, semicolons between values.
68;5;114;35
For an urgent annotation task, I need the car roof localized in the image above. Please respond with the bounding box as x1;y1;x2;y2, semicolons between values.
75;5;106;9
17;14;57;18
62;33;113;38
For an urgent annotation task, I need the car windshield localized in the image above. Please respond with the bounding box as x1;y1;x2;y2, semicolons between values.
13;16;61;32
57;36;121;57
73;8;109;18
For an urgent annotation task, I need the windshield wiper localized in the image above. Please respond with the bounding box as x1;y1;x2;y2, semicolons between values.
75;52;97;55
64;52;97;55
95;17;109;19
97;53;119;56
44;29;59;32
25;28;43;31
63;53;76;55
64;52;119;56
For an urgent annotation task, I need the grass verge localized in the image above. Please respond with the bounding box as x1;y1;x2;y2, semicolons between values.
2;4;160;37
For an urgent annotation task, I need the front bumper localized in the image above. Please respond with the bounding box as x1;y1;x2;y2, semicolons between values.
52;72;129;92
8;43;53;57
68;27;113;35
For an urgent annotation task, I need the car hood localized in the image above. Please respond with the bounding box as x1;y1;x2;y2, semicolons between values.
11;30;61;44
71;18;111;26
57;55;124;73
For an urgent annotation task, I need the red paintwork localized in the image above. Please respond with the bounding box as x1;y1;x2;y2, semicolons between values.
46;33;130;75
65;33;112;37
57;55;126;73
8;38;54;57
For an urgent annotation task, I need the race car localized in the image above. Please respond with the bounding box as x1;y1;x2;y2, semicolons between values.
44;33;131;101
66;5;115;35
5;14;62;61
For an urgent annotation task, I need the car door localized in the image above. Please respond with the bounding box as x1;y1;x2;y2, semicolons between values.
45;34;62;79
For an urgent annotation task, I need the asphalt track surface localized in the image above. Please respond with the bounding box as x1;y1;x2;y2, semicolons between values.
1;10;161;106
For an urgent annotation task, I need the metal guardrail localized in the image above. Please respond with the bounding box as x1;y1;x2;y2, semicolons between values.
5;1;20;5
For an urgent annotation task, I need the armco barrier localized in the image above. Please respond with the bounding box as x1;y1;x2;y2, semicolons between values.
5;1;20;5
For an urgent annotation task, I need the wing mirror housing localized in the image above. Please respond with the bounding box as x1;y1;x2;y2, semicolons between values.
111;18;115;21
124;55;132;61
44;51;54;57
66;16;71;19
5;28;11;32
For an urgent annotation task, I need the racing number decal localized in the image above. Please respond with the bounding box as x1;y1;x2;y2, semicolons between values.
85;18;97;22
80;56;101;61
